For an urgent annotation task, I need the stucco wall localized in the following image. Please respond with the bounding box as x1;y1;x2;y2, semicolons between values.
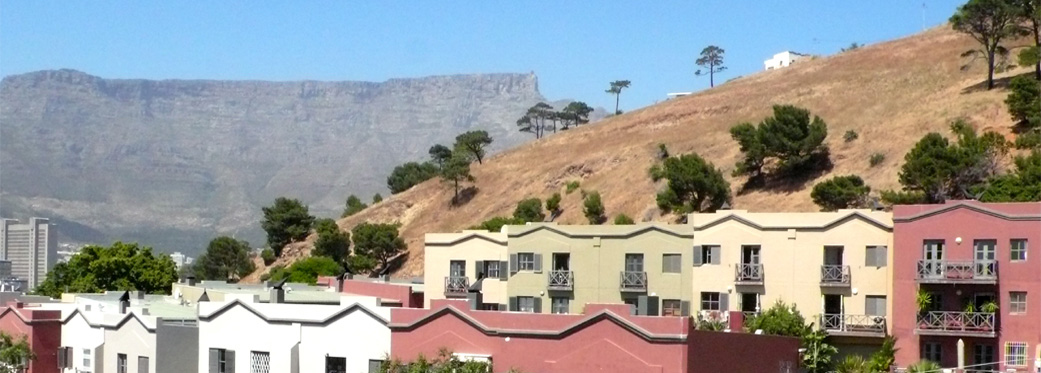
687;330;800;373
424;232;508;308
0;307;61;373
103;318;156;373
60;312;104;373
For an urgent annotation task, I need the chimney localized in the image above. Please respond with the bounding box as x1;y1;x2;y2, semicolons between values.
187;276;196;286
136;291;145;300
270;280;286;304
118;291;130;314
335;275;345;293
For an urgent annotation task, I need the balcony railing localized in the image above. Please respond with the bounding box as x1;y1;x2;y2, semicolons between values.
444;276;469;297
916;311;996;337
547;270;574;291
619;271;647;292
820;314;886;336
735;264;764;284
820;265;850;286
698;310;729;323
916;260;997;283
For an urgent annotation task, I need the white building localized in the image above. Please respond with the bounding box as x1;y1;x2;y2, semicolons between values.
197;292;391;373
764;51;810;70
0;218;57;288
170;252;193;269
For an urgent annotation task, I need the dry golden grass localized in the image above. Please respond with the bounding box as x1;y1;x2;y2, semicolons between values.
243;26;1029;282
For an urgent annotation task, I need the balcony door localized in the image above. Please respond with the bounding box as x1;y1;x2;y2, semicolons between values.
822;294;843;330
553;253;570;271
922;241;944;277
450;260;466;277
973;293;995;311
974;240;996;277
742;246;761;265
740;293;759;313
625;254;644;272
824;246;843;266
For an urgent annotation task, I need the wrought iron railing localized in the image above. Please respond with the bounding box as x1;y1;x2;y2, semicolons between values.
444;276;469;297
916;260;997;282
820;265;850;285
619;271;647;292
735;263;764;283
547;270;574;290
916;311;995;334
819;314;886;335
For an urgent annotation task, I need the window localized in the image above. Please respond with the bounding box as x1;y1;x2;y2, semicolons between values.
551;297;569;314
83;348;91;368
1005;342;1027;366
325;356;347;373
662;299;682;316
209;348;234;373
695;245;720;265
662;254;681;273
365;359;383;373
865;246;887;267
138;356;149;373
250;351;270;373
973;344;996;372
518;296;536;313
117;354;127;373
1011;239;1027;262
518;253;535;271
921;342;942;363
449;260;466;277
1010;292;1027;314
624;254;644;272
484;261;500;278
700;292;721;311
865;296;887;317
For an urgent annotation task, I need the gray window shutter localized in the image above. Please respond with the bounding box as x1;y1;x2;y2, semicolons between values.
878;297;887;316
509;254;518;275
711;246;721;264
68;348;74;369
208;349;219;373
139;356;149;373
533;297;542;313
508;297;518;311
499;261;509;280
225;350;235;373
877;246;888;268
680;301;690;316
693;246;703;266
865;246;876;267
533;254;543;273
499;303;507;311
57;347;65;368
719;293;729;311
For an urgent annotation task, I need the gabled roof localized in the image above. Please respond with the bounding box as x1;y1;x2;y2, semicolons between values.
506;223;693;239
197;298;389;326
425;231;508;247
61;308;163;332
0;306;62;324
894;200;1041;222
688;209;893;232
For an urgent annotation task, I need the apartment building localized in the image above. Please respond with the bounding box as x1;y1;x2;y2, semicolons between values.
0;301;62;373
424;230;509;309
891;201;1041;372
0;218;57;289
688;209;893;356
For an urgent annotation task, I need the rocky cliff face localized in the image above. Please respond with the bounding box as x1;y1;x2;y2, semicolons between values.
0;69;582;252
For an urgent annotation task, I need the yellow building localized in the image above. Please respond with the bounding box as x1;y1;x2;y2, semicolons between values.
423;230;509;309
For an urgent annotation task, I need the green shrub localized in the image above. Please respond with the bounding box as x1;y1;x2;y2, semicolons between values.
869;153;885;167
513;198;545;222
583;191;605;224
613;214;635;225
546;193;562;213
261;248;276;265
565;181;581;194
843;130;859;142
810;175;871;211
648;164;664;182
471;216;525;232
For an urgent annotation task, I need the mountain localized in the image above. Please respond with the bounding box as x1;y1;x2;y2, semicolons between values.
267;26;1026;280
0;69;603;253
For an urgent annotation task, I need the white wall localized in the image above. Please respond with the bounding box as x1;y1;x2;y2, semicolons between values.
103;316;157;373
61;312;104;373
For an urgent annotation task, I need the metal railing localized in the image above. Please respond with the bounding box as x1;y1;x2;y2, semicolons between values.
820;265;850;286
444;276;469;297
735;263;764;283
547;270;574;291
916;260;997;282
916;311;996;334
819;314;886;335
699;310;729;323
619;271;647;292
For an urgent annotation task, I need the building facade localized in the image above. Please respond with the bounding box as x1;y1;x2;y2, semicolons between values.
763;51;810;70
424;230;509;309
892;201;1041;372
0;302;62;373
0;218;57;289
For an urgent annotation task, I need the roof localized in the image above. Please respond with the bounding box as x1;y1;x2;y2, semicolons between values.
425;230;508;246
71;292;197;320
197;296;390;325
505;222;693;239
181;281;358;304
893;200;1041;222
687;209;893;231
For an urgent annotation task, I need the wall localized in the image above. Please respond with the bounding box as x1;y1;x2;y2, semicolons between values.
103;316;156;373
686;330;800;373
317;276;422;308
155;320;199;373
424;231;508;307
0;305;62;373
60;311;105;373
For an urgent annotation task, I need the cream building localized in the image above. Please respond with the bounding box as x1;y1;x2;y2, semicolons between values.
423;230;509;309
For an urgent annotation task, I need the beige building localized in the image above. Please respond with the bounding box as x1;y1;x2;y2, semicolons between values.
423;230;509;309
0;217;57;289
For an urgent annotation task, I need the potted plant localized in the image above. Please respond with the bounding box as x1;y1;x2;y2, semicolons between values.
981;300;999;313
916;290;933;329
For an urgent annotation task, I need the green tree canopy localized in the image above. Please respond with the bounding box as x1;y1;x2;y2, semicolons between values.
313;218;351;264
810;175;872;211
470;216;525;232
980;150;1041;202
613;214;635;225
545;193;562;214
950;0;1023;90
428;144;453;170
518;102;555;139
193;236;255;281
352;223;407;270
560;101;595;130
342;195;368;218
583;191;606;224
454;130;493;164
731;105;829;178
0;332;34;373
694;45;727;87
440;153;474;204
513;198;545;223
1006;75;1040;128
266;256;343;285
373;194;383;204
387;161;439;194
605;80;631;115
261;197;315;256
655;153;732;213
897;121;1009;203
744;301;809;337
35;242;178;298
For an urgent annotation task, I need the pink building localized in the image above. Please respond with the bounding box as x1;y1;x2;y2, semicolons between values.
0;302;62;373
892;201;1041;371
317;275;424;308
389;299;800;373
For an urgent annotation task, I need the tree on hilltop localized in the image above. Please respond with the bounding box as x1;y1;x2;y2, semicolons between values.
695;45;727;87
605;80;631;115
262;197;315;256
428;144;453;170
454;130;493;164
352;222;407;270
342;195;368;218
387;161;439;194
655;153;732;213
950;0;1022;90
560;101;594;130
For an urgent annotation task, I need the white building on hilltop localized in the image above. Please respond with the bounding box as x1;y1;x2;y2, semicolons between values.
764;51;811;70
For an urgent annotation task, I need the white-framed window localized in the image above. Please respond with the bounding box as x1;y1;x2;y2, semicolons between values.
250;351;270;373
83;348;92;368
518;253;535;271
484;261;500;278
518;296;535;313
662;299;682;316
1005;342;1027;367
551;297;569;314
1011;239;1027;262
700;292;721;311
662;254;681;273
921;342;942;363
1010;292;1027;314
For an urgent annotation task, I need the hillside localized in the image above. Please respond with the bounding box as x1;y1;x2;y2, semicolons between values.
0;70;601;252
249;26;1029;281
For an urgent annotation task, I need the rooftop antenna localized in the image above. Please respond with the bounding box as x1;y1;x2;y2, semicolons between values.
921;1;927;31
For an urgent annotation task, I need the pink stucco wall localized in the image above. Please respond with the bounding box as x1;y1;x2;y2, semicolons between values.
892;201;1041;370
0;304;62;373
317;276;423;308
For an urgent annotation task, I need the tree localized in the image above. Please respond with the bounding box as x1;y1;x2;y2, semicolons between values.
470;216;525;232
560;101;595;130
261;248;276;265
381;348;496;373
261;197;315;256
811;175;871;211
613;214;635;225
545;193;562;214
731;105;829;178
802;329;837;373
454;130;493;164
1013;0;1041;79
35;242;178;298
373;194;383;204
440;153;474;204
1006;74;1040;128
694;45;727;87
980;150;1041;201
840;42;862;52
352;223;407;270
743;301;809;337
428;144;453;170
342;195;368;218
0;332;34;373
897;121;1009;203
729;122;767;178
583;191;605;224
868;336;898;372
513;198;545;222
266;256;343;285
193;236;255;281
518;103;555;139
605;80;631;115
313;218;350;264
950;0;1022;90
387;162;439;194
655;153;732;213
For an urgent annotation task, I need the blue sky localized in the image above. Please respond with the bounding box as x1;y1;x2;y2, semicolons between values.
1;1;963;110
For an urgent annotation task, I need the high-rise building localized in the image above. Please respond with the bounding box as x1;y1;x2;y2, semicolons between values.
0;218;57;289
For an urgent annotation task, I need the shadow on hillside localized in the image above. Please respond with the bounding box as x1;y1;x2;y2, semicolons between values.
736;153;834;196
960;72;1034;94
450;186;479;207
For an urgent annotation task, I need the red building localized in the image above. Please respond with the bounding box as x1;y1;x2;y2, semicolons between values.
317;275;424;308
0;302;62;373
892;201;1041;371
389;299;800;373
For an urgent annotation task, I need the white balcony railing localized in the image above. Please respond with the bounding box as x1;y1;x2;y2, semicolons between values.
547;270;574;291
444;276;469;297
735;263;764;283
820;314;886;335
619;271;647;292
916;311;996;335
820;265;850;286
916;260;997;282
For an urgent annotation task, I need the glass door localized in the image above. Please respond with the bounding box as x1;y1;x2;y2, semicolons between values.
922;241;944;278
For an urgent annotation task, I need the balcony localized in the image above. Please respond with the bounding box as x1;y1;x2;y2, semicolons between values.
698;310;729;323
915;311;996;337
820;265;850;287
547;270;574;291
619;271;647;292
820;314;886;337
444;276;469;297
734;264;764;285
916;260;997;284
